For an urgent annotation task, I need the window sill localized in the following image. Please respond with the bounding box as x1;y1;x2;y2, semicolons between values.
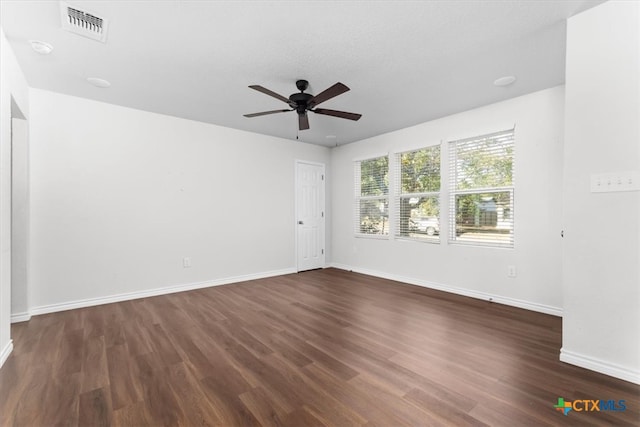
354;234;390;240
395;236;441;244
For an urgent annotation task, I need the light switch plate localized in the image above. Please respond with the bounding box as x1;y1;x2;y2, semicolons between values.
590;171;639;193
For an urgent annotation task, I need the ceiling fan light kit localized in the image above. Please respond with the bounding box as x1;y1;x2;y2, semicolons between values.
244;79;362;131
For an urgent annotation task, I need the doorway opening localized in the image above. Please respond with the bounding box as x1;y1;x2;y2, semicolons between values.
10;97;29;322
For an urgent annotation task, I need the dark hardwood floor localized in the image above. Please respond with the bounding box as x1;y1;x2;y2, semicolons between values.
1;268;638;426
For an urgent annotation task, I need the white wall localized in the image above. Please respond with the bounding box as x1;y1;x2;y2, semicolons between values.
0;26;30;368
331;87;565;315
561;0;640;384
28;88;330;312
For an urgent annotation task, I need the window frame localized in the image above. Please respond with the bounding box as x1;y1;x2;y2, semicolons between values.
354;154;390;238
393;144;441;243
448;129;515;248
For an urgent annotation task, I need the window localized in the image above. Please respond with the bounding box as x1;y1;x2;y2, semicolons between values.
355;156;389;236
449;129;514;247
394;145;441;242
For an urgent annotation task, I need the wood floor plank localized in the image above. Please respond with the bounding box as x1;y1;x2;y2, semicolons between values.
165;361;227;426
276;330;360;381
121;317;155;357
111;400;155;427
199;375;262;426
1;268;638;426
104;320;126;348
218;320;275;357
81;335;109;393
33;372;82;426
164;331;218;380
403;387;488;427
389;348;501;402
138;365;185;426
83;307;107;340
79;387;112;427
263;353;367;426
239;386;288;426
348;371;450;427
302;362;420;426
265;332;313;368
467;400;559;427
282;406;328;427
2;362;51;426
147;323;183;366
106;344;143;410
56;327;85;377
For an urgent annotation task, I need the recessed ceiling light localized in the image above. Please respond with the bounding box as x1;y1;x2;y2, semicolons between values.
87;77;111;88
29;40;53;55
494;76;517;87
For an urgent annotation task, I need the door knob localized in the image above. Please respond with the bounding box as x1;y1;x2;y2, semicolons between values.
298;221;304;225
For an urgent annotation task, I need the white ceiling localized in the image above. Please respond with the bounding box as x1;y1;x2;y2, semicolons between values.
1;0;603;147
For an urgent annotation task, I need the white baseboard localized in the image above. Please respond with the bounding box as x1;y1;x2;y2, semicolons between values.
560;348;640;385
0;340;13;369
10;312;31;323
29;268;297;317
329;263;563;317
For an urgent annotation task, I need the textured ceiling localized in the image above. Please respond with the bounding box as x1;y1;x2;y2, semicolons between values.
0;1;603;147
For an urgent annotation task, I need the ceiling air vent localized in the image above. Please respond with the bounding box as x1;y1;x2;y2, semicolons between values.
60;2;109;43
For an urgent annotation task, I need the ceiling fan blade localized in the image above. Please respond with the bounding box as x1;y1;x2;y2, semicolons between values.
248;85;291;104
298;113;310;130
312;108;362;121
308;82;349;107
244;109;291;118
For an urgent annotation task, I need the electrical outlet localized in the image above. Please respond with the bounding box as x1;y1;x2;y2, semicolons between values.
183;257;191;268
507;265;517;278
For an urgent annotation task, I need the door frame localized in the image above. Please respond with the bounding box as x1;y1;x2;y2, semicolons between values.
10;116;29;323
294;160;326;272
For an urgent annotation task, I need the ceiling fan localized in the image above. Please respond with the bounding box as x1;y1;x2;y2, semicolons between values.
243;79;362;131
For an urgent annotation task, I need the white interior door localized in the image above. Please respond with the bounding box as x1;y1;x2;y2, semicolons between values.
296;161;325;272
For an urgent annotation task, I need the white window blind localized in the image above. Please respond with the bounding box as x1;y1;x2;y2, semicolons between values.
449;129;515;247
394;145;441;242
355;156;389;236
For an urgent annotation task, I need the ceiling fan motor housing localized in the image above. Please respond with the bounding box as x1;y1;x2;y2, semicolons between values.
289;92;313;113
